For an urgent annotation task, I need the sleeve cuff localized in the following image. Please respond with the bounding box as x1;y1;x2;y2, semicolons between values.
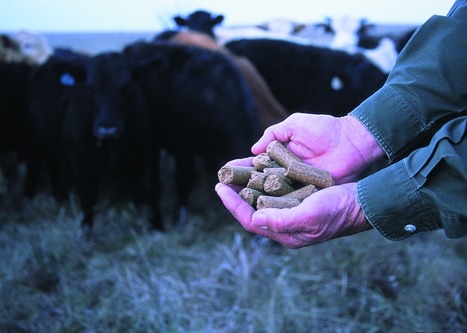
356;160;441;241
350;85;427;163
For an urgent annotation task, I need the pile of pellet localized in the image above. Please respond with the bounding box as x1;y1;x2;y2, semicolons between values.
217;140;335;209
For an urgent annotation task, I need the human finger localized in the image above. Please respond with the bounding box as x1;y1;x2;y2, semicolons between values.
215;183;256;224
251;123;294;155
224;156;254;167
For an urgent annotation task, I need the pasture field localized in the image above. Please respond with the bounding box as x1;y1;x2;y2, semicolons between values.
0;172;466;333
1;29;465;333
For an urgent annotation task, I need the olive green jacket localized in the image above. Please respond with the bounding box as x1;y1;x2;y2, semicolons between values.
350;0;467;240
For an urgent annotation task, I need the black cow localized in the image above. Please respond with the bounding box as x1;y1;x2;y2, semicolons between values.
173;10;224;38
124;41;259;221
225;38;388;116
0;61;32;152
0;61;33;193
25;54;88;200
27;52;163;236
65;52;163;235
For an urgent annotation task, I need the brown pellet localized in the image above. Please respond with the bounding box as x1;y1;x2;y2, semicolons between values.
239;187;263;207
252;153;280;170
266;140;301;168
247;171;267;191
218;165;257;185
282;184;318;201
285;160;335;188
263;167;294;185
263;174;295;196
257;195;301;209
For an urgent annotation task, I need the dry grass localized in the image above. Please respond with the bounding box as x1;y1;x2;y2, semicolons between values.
0;185;466;333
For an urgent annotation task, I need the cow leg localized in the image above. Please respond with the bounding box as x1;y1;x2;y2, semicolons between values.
45;157;68;203
0;153;20;191
137;178;165;231
146;179;164;231
69;155;98;239
174;153;196;225
148;204;164;231
138;198;164;231
23;152;41;198
130;144;165;231
145;149;164;231
77;183;97;240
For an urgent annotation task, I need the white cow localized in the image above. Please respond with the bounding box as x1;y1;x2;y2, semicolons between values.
359;37;398;74
296;16;399;73
217;15;399;73
14;31;53;64
216;20;312;46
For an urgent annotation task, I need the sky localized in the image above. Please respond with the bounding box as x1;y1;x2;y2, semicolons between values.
0;0;456;33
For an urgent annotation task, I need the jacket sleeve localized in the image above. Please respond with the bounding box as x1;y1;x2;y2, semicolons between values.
350;1;467;240
350;4;467;162
357;116;467;240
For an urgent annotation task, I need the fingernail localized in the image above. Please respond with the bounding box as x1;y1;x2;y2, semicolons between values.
253;212;268;229
215;183;226;194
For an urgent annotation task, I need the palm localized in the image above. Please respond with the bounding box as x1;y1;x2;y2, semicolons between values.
253;114;376;183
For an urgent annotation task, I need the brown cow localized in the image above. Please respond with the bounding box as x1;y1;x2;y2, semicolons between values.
166;30;289;131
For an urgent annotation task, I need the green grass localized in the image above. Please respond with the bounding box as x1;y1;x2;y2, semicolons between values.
0;187;466;333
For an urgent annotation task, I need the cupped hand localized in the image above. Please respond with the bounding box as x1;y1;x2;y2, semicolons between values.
252;113;385;184
215;180;373;249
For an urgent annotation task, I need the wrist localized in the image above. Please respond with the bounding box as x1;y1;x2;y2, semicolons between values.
342;183;373;234
342;115;386;169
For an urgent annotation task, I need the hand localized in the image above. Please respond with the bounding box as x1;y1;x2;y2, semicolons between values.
215;180;373;248
252;113;385;183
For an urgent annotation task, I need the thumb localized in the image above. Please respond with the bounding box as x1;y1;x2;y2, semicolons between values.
251;137;271;155
251;126;285;155
252;209;291;232
252;211;269;229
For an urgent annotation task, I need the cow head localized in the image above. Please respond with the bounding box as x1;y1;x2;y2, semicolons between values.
14;31;53;65
0;34;30;64
173;10;224;38
85;52;144;142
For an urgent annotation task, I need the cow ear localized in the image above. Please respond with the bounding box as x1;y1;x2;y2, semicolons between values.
51;59;87;85
213;15;224;26
359;18;375;34
174;16;187;27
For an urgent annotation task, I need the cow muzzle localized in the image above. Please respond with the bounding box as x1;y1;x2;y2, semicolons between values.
95;126;121;140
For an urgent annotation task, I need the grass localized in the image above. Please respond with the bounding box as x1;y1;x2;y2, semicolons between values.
0;181;466;333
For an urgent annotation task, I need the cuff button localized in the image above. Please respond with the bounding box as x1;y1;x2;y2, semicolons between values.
404;224;417;233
